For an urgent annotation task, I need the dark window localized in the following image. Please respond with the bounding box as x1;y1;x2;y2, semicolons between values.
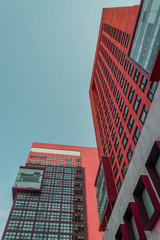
117;177;122;192
133;127;141;145
115;29;119;41
140;105;148;125
108;141;112;153
123;80;129;94
115;47;119;58
117;50;122;62
128;87;135;104
110;100;113;110
147;82;158;101
125;34;130;48
119;97;124;112
133;95;141;113
115;113;120;126
118;148;123;165
106;133;109;143
112;106;116;118
122;133;128;149
120;75;125;88
114;137;119;152
123;105;129;121
127;145;134;162
109;120;113;131
121;32;126;45
107;113;110;123
124;59;129;71
133;69;140;83
113;163;118;178
128;64;134;77
118;122;124;137
120;53;125;66
127;115;135;133
116;91;121;104
111;128;116;140
111;151;115;165
113;85;117;97
116;70;121;82
118;31;122;43
139;76;148;92
121;162;127;178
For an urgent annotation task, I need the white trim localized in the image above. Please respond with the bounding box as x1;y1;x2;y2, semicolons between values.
31;147;81;156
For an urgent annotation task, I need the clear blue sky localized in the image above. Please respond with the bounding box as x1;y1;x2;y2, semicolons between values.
0;0;140;237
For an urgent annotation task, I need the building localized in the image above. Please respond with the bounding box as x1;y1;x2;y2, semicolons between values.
89;0;160;239
2;143;102;240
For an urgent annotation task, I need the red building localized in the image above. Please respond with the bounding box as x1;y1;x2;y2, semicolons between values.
2;143;102;240
89;0;160;239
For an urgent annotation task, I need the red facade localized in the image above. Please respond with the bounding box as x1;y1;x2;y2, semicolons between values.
89;3;159;230
2;143;102;240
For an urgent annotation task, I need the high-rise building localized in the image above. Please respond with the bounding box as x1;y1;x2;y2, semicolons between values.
2;143;102;240
89;0;160;239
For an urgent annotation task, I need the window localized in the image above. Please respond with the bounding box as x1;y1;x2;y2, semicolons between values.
139;76;148;92
117;50;122;62
121;32;126;45
108;141;112;153
121;162;127;178
124;34;130;48
122;133;128;149
133;127;141;145
127;115;134;133
123;106;129;121
112;106;116;118
133;69;140;83
116;91;120;104
111;128;116;140
147;82;158;101
120;53;125;66
123;80;129;94
120;74;125;88
115;113;120;126
124;59;129;71
114;137;119;152
127;145;134;162
140;105;148;125
128;87;135;104
113;163;118;178
118;122;124;138
109;120;113;131
133;95;141;113
119;97;124;112
118;148;123;165
111;151;115;165
117;178;122;192
128;64;134;77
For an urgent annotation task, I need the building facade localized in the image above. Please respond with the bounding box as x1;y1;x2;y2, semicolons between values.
89;0;160;239
2;143;102;240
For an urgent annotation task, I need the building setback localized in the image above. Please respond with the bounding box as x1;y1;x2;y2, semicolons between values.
2;143;102;240
89;0;160;239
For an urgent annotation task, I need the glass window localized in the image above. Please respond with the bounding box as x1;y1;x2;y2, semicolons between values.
140;105;148;124
139;76;148;92
133;69;140;83
127;115;135;133
147;82;158;101
122;133;128;150
128;87;135;104
142;188;154;219
123;106;129;121
117;178;122;192
133;95;141;113
118;122;124;138
123;80;129;94
113;163;118;178
133;127;141;145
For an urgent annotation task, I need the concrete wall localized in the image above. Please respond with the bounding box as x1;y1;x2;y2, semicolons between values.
103;82;160;240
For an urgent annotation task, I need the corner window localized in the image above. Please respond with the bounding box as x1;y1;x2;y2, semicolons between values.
133;127;141;145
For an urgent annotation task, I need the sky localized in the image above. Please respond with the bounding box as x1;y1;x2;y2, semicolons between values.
0;0;140;237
